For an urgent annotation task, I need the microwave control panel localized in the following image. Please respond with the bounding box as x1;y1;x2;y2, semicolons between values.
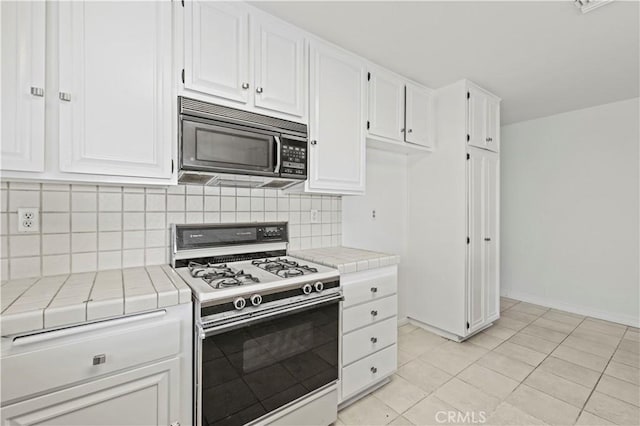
280;138;308;178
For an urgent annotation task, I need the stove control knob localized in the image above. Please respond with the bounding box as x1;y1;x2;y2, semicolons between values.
314;281;324;292
250;294;262;306
302;283;313;295
233;297;246;310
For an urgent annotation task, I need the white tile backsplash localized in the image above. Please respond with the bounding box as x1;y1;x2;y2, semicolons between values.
0;182;341;280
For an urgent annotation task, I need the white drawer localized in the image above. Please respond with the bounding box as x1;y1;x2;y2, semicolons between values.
342;270;397;308
342;295;397;333
343;317;397;366
1;312;180;403
342;344;397;400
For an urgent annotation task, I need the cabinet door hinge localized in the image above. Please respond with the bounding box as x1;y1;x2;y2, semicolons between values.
467;237;470;244
366;121;370;130
466;134;470;142
467;153;470;160
467;321;470;329
181;69;185;84
367;72;371;81
467;91;470;99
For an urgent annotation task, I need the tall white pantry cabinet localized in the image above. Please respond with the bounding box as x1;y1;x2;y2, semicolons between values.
407;80;501;340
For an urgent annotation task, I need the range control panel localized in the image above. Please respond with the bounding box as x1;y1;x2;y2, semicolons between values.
257;225;287;242
280;137;307;178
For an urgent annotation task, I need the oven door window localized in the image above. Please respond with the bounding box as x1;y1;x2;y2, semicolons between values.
200;301;339;426
182;119;277;176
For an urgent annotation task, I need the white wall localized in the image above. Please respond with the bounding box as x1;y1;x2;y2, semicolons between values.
342;148;409;319
501;97;639;326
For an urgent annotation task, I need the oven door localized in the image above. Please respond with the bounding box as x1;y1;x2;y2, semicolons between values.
196;293;341;426
181;117;281;177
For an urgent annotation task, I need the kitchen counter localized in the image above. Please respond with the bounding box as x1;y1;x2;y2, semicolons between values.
290;246;399;274
0;265;191;336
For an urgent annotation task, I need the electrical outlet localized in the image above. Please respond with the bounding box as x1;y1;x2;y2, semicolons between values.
310;209;320;223
18;208;39;233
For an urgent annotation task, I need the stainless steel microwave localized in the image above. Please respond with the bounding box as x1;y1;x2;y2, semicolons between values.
178;97;308;189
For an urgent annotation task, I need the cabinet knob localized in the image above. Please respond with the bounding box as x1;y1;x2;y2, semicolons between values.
400;128;405;133
241;82;249;90
484;237;491;242
371;337;378;343
310;140;318;145
30;87;44;97
92;354;106;365
408;129;413;133
256;87;263;94
370;287;378;293
371;310;378;317
370;366;378;373
59;92;71;102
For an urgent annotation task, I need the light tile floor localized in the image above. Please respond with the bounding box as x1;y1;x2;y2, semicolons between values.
337;298;640;426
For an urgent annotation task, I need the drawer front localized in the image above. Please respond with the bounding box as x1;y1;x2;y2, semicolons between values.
342;295;397;334
343;317;397;366
2;314;180;403
343;271;397;308
342;344;397;400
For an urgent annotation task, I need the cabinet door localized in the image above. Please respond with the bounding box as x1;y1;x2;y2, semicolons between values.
485;97;500;152
467;151;486;333
252;15;305;118
308;41;366;194
484;154;500;321
1;358;180;425
405;83;434;148
1;0;45;172
185;1;249;104
367;70;405;142
467;87;488;150
58;1;172;179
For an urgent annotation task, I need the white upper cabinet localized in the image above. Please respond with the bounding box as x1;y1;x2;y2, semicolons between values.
1;1;45;172
367;70;405;141
184;1;250;104
252;15;306;117
366;70;434;152
307;40;366;194
467;85;500;153
183;1;307;121
405;83;435;149
58;1;173;179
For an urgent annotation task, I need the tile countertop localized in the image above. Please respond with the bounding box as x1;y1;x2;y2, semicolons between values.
0;265;191;336
290;246;400;274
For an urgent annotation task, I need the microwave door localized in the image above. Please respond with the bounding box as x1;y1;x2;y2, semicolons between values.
182;119;279;177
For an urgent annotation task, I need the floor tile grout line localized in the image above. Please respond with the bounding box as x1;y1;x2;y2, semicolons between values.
575;327;630;423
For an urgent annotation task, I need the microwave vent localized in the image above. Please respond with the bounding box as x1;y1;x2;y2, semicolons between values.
179;97;307;136
178;172;216;185
259;180;297;189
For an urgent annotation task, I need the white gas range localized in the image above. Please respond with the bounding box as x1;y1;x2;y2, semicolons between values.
171;222;341;426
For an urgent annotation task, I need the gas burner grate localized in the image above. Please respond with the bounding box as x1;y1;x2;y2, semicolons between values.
252;258;319;277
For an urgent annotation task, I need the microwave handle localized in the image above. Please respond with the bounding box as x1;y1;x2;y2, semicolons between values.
274;136;282;173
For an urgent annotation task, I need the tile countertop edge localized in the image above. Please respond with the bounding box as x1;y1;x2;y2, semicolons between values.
0;266;192;337
290;246;400;274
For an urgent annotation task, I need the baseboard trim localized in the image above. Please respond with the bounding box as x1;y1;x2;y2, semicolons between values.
502;290;640;327
397;316;409;327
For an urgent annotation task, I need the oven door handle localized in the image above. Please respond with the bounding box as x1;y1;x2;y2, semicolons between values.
274;135;282;174
198;292;343;338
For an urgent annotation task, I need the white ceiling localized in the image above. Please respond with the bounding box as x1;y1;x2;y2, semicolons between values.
251;1;639;124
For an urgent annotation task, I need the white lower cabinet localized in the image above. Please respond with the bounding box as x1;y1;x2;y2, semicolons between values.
0;305;192;426
1;358;179;425
339;266;398;404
